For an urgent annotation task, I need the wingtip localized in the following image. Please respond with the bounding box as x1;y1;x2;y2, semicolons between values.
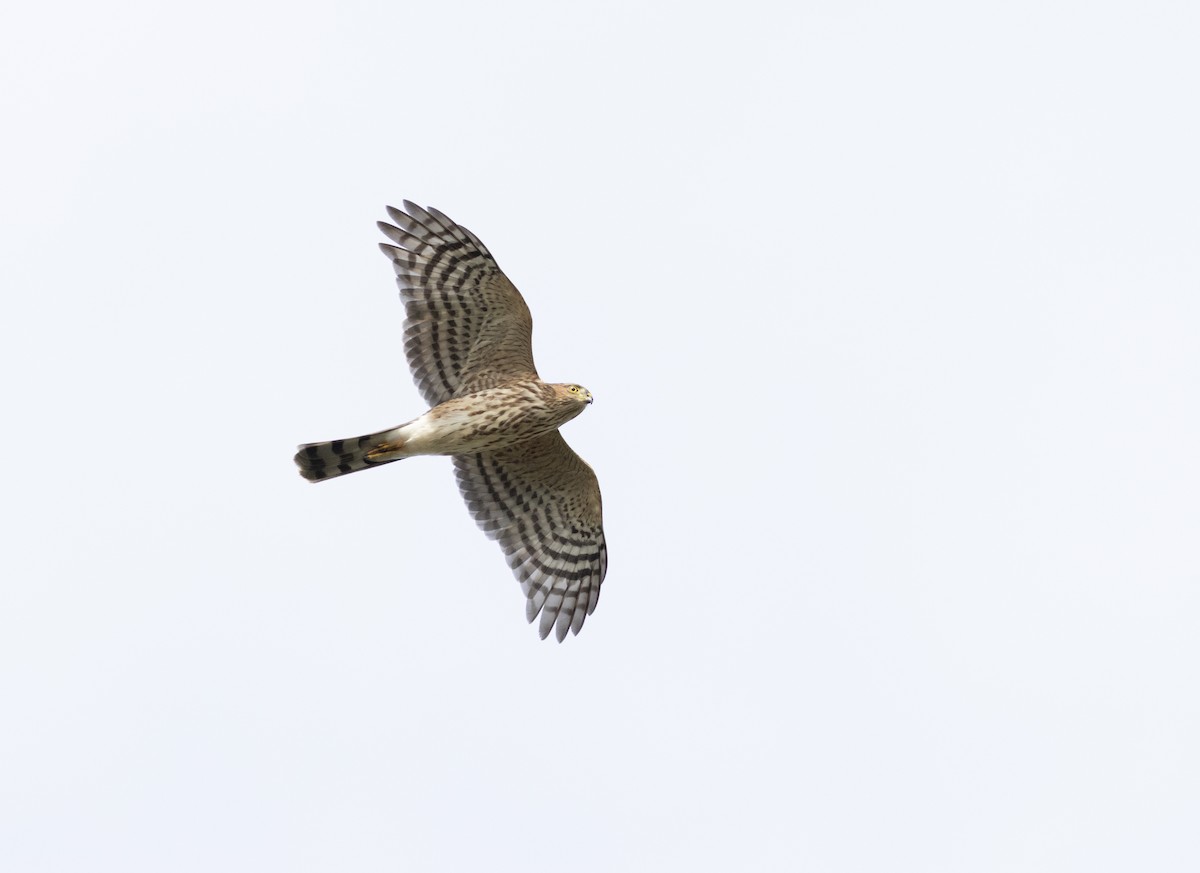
399;200;433;224
385;204;408;225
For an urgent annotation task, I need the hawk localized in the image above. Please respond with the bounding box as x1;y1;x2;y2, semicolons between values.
295;202;607;641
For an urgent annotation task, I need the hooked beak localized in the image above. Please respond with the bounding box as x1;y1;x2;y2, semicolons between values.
586;394;594;405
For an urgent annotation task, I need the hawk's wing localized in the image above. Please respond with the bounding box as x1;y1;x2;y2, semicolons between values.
454;432;607;641
378;202;538;407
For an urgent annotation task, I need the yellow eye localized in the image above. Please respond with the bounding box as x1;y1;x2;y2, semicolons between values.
569;386;579;393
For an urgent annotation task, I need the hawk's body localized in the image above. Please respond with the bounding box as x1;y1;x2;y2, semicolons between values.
295;202;606;641
296;380;588;472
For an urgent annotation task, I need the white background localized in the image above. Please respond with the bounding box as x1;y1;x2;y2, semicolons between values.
3;2;1198;871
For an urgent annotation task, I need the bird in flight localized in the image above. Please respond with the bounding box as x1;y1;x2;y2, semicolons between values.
295;202;606;641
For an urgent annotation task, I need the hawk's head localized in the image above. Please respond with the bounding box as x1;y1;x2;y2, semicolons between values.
555;383;594;407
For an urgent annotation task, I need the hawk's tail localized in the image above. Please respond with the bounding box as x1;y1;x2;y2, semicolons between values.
294;426;407;483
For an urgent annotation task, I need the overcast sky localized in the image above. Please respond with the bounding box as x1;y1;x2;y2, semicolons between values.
3;2;1198;871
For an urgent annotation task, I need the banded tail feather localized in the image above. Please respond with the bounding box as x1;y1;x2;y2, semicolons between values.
294;427;406;482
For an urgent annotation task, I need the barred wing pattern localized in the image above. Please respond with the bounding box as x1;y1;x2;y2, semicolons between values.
378;202;538;407
455;432;607;642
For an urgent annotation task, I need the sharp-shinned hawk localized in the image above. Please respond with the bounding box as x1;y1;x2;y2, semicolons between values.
295;202;607;641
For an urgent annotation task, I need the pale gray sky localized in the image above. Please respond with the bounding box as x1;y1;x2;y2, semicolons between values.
3;2;1198;871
